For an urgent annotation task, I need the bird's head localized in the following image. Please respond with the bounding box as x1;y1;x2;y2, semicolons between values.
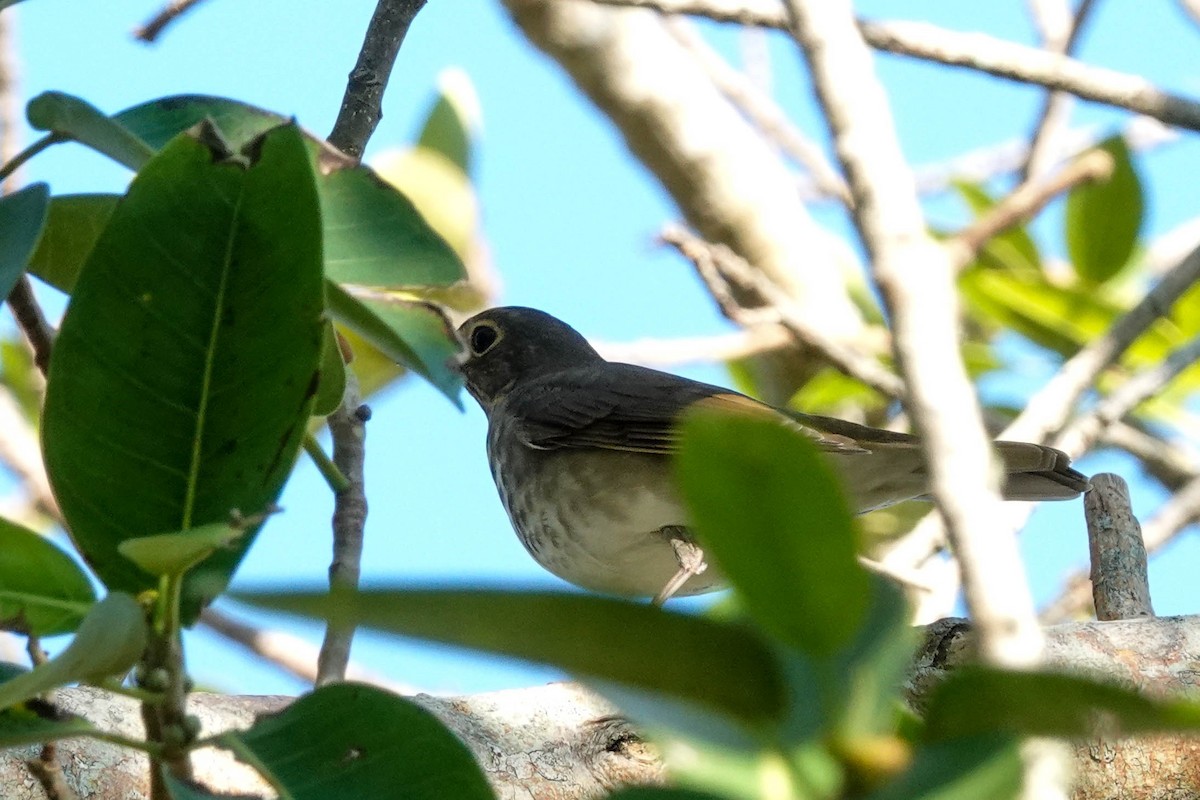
456;306;602;409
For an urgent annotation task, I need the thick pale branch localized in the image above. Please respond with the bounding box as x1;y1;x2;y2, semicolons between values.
589;0;1200;131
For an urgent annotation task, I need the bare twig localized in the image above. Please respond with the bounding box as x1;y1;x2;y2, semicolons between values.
133;0;211;43
946;148;1112;270
327;0;428;160
1102;421;1200;493
1085;474;1154;621
1020;0;1099;182
7;277;55;376
26;745;78;800
661;18;850;203
589;0;1200;132
1041;472;1200;623
661;225;903;397
313;0;428;685
315;378;369;687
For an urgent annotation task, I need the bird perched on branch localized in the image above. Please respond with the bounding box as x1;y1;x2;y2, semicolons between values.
456;306;1089;604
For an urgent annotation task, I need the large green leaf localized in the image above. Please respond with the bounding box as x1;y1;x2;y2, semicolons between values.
925;667;1200;740
676;409;869;659
219;683;493;800
416;69;478;175
0;183;49;299
0;519;95;637
1065;136;1144;285
866;734;1021;800
0;593;146;710
325;283;463;403
27;194;118;293
41;124;324;611
26;92;154;171
237;588;787;728
115;94;466;290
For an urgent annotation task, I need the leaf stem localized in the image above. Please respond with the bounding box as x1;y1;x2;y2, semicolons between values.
303;432;350;493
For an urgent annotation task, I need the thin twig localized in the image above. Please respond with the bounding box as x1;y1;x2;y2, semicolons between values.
327;0;428;160
1101;421;1199;493
314;0;428;685
1085;474;1154;620
946;148;1112;270
1019;0;1099;182
1054;334;1200;456
315;378;369;687
661;224;903;397
26;746;79;800
7;277;55;375
133;0;211;43
589;0;1200;132
662;18;851;204
1041;471;1200;623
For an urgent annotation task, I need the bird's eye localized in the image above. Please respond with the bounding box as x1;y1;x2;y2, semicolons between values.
469;323;500;355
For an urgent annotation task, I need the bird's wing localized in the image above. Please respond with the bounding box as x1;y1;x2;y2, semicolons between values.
504;363;869;455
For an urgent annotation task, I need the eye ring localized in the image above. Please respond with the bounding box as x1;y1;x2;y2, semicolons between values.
468;322;501;355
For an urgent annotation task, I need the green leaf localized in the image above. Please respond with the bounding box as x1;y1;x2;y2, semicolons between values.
0;593;147;710
325;283;463;404
926;667;1200;741
0;519;96;637
312;323;348;417
219;683;493;800
237;588;787;728
27;194;118;293
608;791;729;800
26;92;155;170
0;699;96;749
1065;136;1144;284
676;408;869;658
115;95;467;291
321;163;465;289
866;734;1021;800
118;520;248;578
42;124;324;614
0;183;49;299
416;69;479;174
163;771;260;800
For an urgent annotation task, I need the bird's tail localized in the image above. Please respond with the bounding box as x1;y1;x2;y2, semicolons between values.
994;441;1090;500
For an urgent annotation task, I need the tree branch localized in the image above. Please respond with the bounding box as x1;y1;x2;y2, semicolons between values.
589;0;1200;132
132;0;212;43
1085;474;1154;621
327;0;428;159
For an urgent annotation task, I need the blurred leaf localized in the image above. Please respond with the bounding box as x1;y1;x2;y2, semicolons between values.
926;667;1200;741
26;91;154;170
325;283;462;404
417;68;479;174
0;183;49;299
0;519;95;636
27;194;117;293
42;125;324;613
237;588;788;728
0;593;147;710
676;408;868;658
0;339;41;422
608;790;730;800
787;366;886;416
219;683;494;800
866;733;1021;800
961;268;1128;356
951;181;1041;272
163;772;260;800
0;699;95;749
312;323;348;417
335;326;403;399
118;521;248;578
1066;136;1144;285
373;147;479;269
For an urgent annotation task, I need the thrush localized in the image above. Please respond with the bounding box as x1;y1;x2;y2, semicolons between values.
457;306;1089;604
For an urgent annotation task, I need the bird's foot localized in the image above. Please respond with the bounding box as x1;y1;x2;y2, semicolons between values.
653;530;707;607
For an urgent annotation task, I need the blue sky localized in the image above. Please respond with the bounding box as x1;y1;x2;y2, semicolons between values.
13;1;1200;695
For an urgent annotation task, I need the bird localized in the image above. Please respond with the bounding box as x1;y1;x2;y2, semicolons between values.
456;306;1090;604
